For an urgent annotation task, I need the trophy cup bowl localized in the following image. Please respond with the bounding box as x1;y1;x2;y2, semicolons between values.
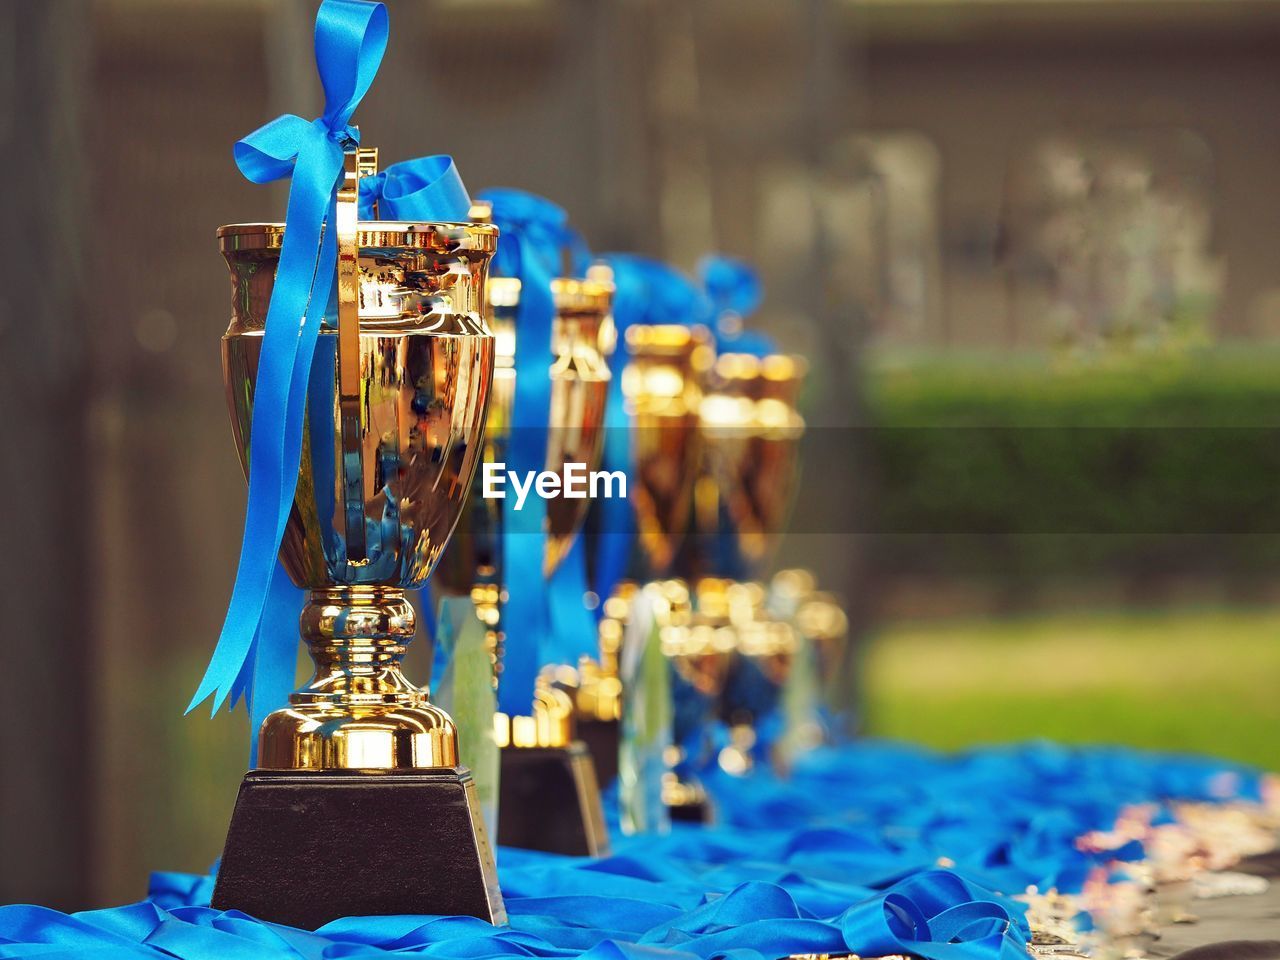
544;269;617;572
698;353;806;578
211;197;507;927
433;269;614;591
219;220;495;769
623;324;715;577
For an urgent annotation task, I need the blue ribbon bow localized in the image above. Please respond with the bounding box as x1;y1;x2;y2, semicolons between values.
189;0;390;750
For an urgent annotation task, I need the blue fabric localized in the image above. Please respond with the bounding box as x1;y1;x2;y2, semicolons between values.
188;0;389;744
0;741;1264;959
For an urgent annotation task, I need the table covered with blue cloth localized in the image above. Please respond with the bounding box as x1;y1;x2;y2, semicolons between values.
0;741;1266;960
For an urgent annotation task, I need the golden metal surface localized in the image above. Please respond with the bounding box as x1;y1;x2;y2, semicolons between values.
435;269;615;593
336;152;365;561
493;678;574;748
697;352;806;580
661;770;712;812
219;190;497;769
569;580;637;722
623;324;714;577
544;268;615;572
435;266;615;732
572;656;624;722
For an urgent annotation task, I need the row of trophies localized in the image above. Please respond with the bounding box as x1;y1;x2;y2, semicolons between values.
204;143;850;930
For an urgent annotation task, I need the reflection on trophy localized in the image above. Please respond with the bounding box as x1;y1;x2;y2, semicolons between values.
434;248;617;856
211;149;505;929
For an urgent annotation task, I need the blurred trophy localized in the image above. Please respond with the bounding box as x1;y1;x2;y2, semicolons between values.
589;323;713;833
692;352;811;779
211;149;505;928
434;238;616;856
769;568;852;756
661;577;734;822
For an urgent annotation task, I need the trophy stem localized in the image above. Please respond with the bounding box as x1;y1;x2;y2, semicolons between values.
257;585;460;770
297;586;420;703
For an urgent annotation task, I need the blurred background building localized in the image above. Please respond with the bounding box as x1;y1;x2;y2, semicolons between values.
5;0;1280;911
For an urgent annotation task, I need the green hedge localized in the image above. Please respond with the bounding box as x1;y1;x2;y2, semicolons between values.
861;347;1280;578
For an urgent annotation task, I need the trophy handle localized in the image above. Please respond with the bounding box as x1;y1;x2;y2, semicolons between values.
335;145;377;564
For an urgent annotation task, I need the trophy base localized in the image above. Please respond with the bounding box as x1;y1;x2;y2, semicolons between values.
212;767;506;929
665;775;716;825
576;716;620;788
497;742;610;856
667;794;716;824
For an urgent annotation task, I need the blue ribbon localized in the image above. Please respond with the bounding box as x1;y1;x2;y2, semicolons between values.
4;741;1268;959
188;0;389;750
357;155;469;220
478;188;568;715
699;254;762;320
697;254;776;357
545;536;600;667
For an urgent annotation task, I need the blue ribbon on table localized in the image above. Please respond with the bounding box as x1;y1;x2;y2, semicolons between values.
186;0;388;752
698;254;776;357
5;741;1268;958
0;867;1028;960
477;188;569;716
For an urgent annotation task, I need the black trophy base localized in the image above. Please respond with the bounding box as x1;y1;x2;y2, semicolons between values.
667;776;716;824
668;793;716;824
576;717;619;788
497;741;610;856
212;767;506;929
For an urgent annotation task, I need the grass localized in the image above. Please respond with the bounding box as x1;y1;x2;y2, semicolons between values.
861;606;1280;771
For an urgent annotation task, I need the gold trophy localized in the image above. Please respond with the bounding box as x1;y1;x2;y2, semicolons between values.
433;249;616;856
659;578;735;820
693;352;808;776
211;149;505;929
584;324;713;832
769;567;852;755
